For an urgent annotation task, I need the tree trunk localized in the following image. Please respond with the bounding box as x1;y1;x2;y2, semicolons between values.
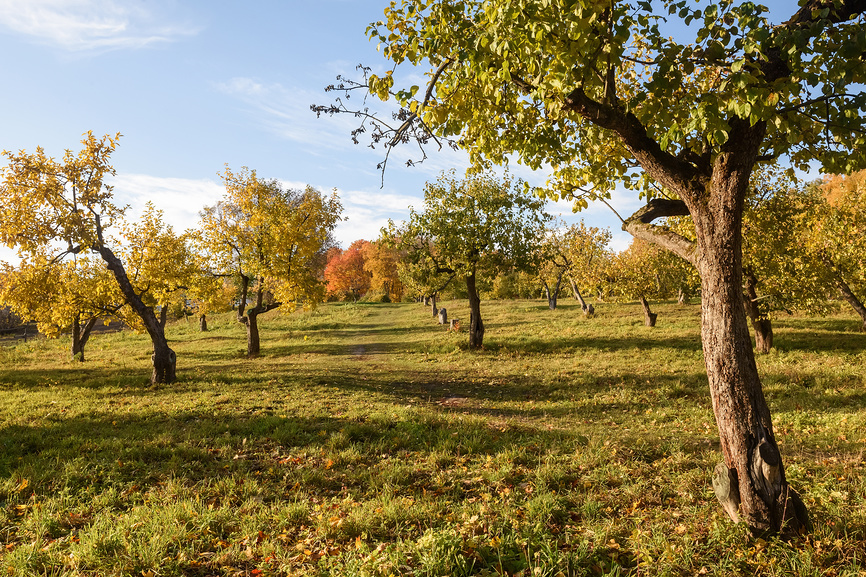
466;271;484;349
677;288;689;305
246;310;261;357
236;274;279;358
742;271;773;353
835;274;866;332
199;314;208;332
159;305;168;329
570;275;589;311
71;315;98;362
545;271;564;310
639;295;657;327
95;244;175;384
542;281;555;310
692;161;808;536
431;293;438;316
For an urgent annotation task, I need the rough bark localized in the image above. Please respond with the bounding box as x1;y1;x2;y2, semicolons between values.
94;243;176;384
71;314;98;362
677;288;689;305
466;271;484;349
690;126;808;536
618;121;809;535
743;270;773;353
639;295;657;327
569;277;595;316
159;305;169;329
199;314;208;332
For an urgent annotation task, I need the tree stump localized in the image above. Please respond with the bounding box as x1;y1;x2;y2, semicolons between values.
438;308;447;325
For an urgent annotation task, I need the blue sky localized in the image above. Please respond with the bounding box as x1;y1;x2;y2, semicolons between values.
0;0;644;265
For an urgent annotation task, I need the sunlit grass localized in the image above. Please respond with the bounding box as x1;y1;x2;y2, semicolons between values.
1;300;865;576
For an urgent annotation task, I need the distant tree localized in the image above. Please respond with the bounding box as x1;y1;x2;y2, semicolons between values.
198;166;341;356
324;240;371;301
362;240;404;302
0;133;177;383
543;222;612;314
390;234;456;313
389;172;549;348
610;238;669;326
738;168;834;351
805;172;866;330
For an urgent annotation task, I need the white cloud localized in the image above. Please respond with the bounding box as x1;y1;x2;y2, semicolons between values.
110;173;224;232
109;173;419;250
0;0;199;52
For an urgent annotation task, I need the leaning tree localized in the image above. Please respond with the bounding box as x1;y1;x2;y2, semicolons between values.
316;0;866;535
0;133;178;383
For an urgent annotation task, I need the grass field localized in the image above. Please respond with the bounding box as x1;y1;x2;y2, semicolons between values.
1;299;865;576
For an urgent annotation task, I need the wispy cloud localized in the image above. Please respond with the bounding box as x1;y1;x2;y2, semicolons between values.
216;77;354;149
216;75;474;179
0;0;199;52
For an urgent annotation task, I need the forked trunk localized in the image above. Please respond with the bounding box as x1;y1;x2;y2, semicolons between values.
159;305;168;329
693;166;808;536
71;315;98;362
639;295;657;327
743;271;773;353
545;270;564;310
236;274;279;358
466;272;484;349
542;281;556;310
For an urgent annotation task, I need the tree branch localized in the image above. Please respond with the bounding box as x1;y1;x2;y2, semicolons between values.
622;199;698;267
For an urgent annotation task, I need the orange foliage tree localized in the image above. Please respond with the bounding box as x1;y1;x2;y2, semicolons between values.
324;240;371;301
363;240;404;302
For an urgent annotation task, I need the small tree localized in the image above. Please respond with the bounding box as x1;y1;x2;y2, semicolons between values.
199;166;341;356
389;171;549;348
0;133;177;383
545;222;612;314
0;254;125;361
610;238;669;326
